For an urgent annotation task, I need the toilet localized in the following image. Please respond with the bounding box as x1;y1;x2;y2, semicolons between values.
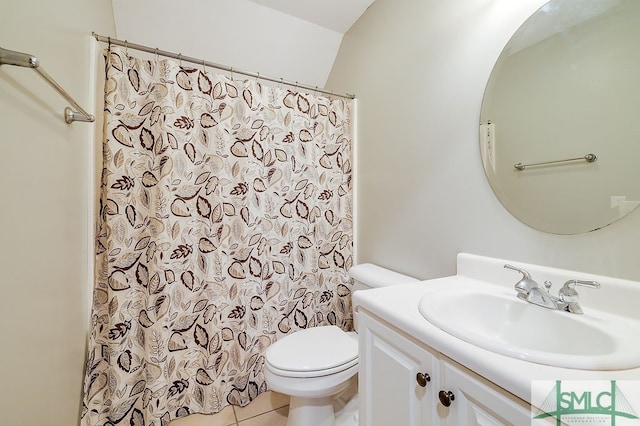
264;264;419;426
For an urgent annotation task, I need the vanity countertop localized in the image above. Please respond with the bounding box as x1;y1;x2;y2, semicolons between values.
353;254;640;404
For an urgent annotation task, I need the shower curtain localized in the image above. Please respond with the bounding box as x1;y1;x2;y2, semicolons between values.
81;47;354;426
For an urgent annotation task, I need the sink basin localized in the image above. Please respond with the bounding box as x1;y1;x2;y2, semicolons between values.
418;283;640;370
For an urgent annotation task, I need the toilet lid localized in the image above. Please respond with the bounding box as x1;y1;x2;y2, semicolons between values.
266;326;358;373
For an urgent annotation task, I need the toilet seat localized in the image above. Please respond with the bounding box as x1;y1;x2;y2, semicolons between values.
265;326;358;378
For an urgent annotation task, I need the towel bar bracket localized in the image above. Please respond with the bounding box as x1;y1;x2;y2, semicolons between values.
65;107;94;124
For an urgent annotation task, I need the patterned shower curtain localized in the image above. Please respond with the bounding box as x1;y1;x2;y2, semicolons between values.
81;47;354;426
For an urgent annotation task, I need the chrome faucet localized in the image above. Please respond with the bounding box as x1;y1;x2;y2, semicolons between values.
503;264;600;314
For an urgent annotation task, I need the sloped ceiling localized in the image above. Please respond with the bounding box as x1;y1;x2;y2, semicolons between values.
248;0;375;33
112;0;374;88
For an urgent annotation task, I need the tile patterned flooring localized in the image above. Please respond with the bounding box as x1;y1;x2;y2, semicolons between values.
170;377;358;426
169;391;290;426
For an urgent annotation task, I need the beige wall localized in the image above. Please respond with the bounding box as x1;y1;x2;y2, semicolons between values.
0;1;114;425
327;0;640;282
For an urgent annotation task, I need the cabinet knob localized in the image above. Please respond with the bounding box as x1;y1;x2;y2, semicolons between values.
438;390;455;407
416;372;431;387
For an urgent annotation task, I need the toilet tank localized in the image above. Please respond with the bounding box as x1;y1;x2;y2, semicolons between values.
348;263;419;329
348;263;419;291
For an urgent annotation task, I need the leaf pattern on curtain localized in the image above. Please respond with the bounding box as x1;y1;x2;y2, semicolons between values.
81;47;354;426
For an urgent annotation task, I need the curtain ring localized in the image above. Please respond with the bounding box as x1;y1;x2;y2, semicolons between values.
178;53;182;67
107;36;111;51
202;58;206;73
256;72;260;83
230;67;234;81
154;48;159;63
124;40;129;56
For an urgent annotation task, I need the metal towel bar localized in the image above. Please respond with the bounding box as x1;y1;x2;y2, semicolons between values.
0;46;94;124
514;153;597;171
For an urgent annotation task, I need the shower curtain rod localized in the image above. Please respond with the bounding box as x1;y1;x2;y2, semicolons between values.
92;33;356;100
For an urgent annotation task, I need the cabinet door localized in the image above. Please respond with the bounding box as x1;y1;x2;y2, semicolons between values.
358;312;439;426
439;359;531;426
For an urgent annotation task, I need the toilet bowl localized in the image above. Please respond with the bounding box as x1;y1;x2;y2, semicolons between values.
264;264;418;426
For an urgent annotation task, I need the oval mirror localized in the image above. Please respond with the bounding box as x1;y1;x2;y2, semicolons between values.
480;0;640;234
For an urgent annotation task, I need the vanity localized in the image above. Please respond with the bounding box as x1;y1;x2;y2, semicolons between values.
353;253;640;425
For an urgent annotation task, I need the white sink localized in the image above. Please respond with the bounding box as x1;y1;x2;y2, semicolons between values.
417;283;640;370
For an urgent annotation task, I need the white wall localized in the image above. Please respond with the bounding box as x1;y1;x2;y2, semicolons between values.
327;0;640;282
111;0;344;88
0;1;114;425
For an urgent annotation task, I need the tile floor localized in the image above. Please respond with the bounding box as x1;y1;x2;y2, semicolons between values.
169;377;359;426
169;391;290;426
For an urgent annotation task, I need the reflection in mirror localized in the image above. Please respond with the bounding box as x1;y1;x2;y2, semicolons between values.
480;0;640;234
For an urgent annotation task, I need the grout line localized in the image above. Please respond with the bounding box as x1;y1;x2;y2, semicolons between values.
231;406;239;426
235;405;289;425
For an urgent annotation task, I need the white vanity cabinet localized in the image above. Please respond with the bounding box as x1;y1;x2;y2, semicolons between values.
438;359;530;425
358;311;439;426
358;311;530;426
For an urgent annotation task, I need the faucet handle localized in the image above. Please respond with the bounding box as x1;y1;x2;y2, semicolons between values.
503;264;531;279
569;280;600;289
558;280;600;314
504;264;538;296
559;280;600;299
